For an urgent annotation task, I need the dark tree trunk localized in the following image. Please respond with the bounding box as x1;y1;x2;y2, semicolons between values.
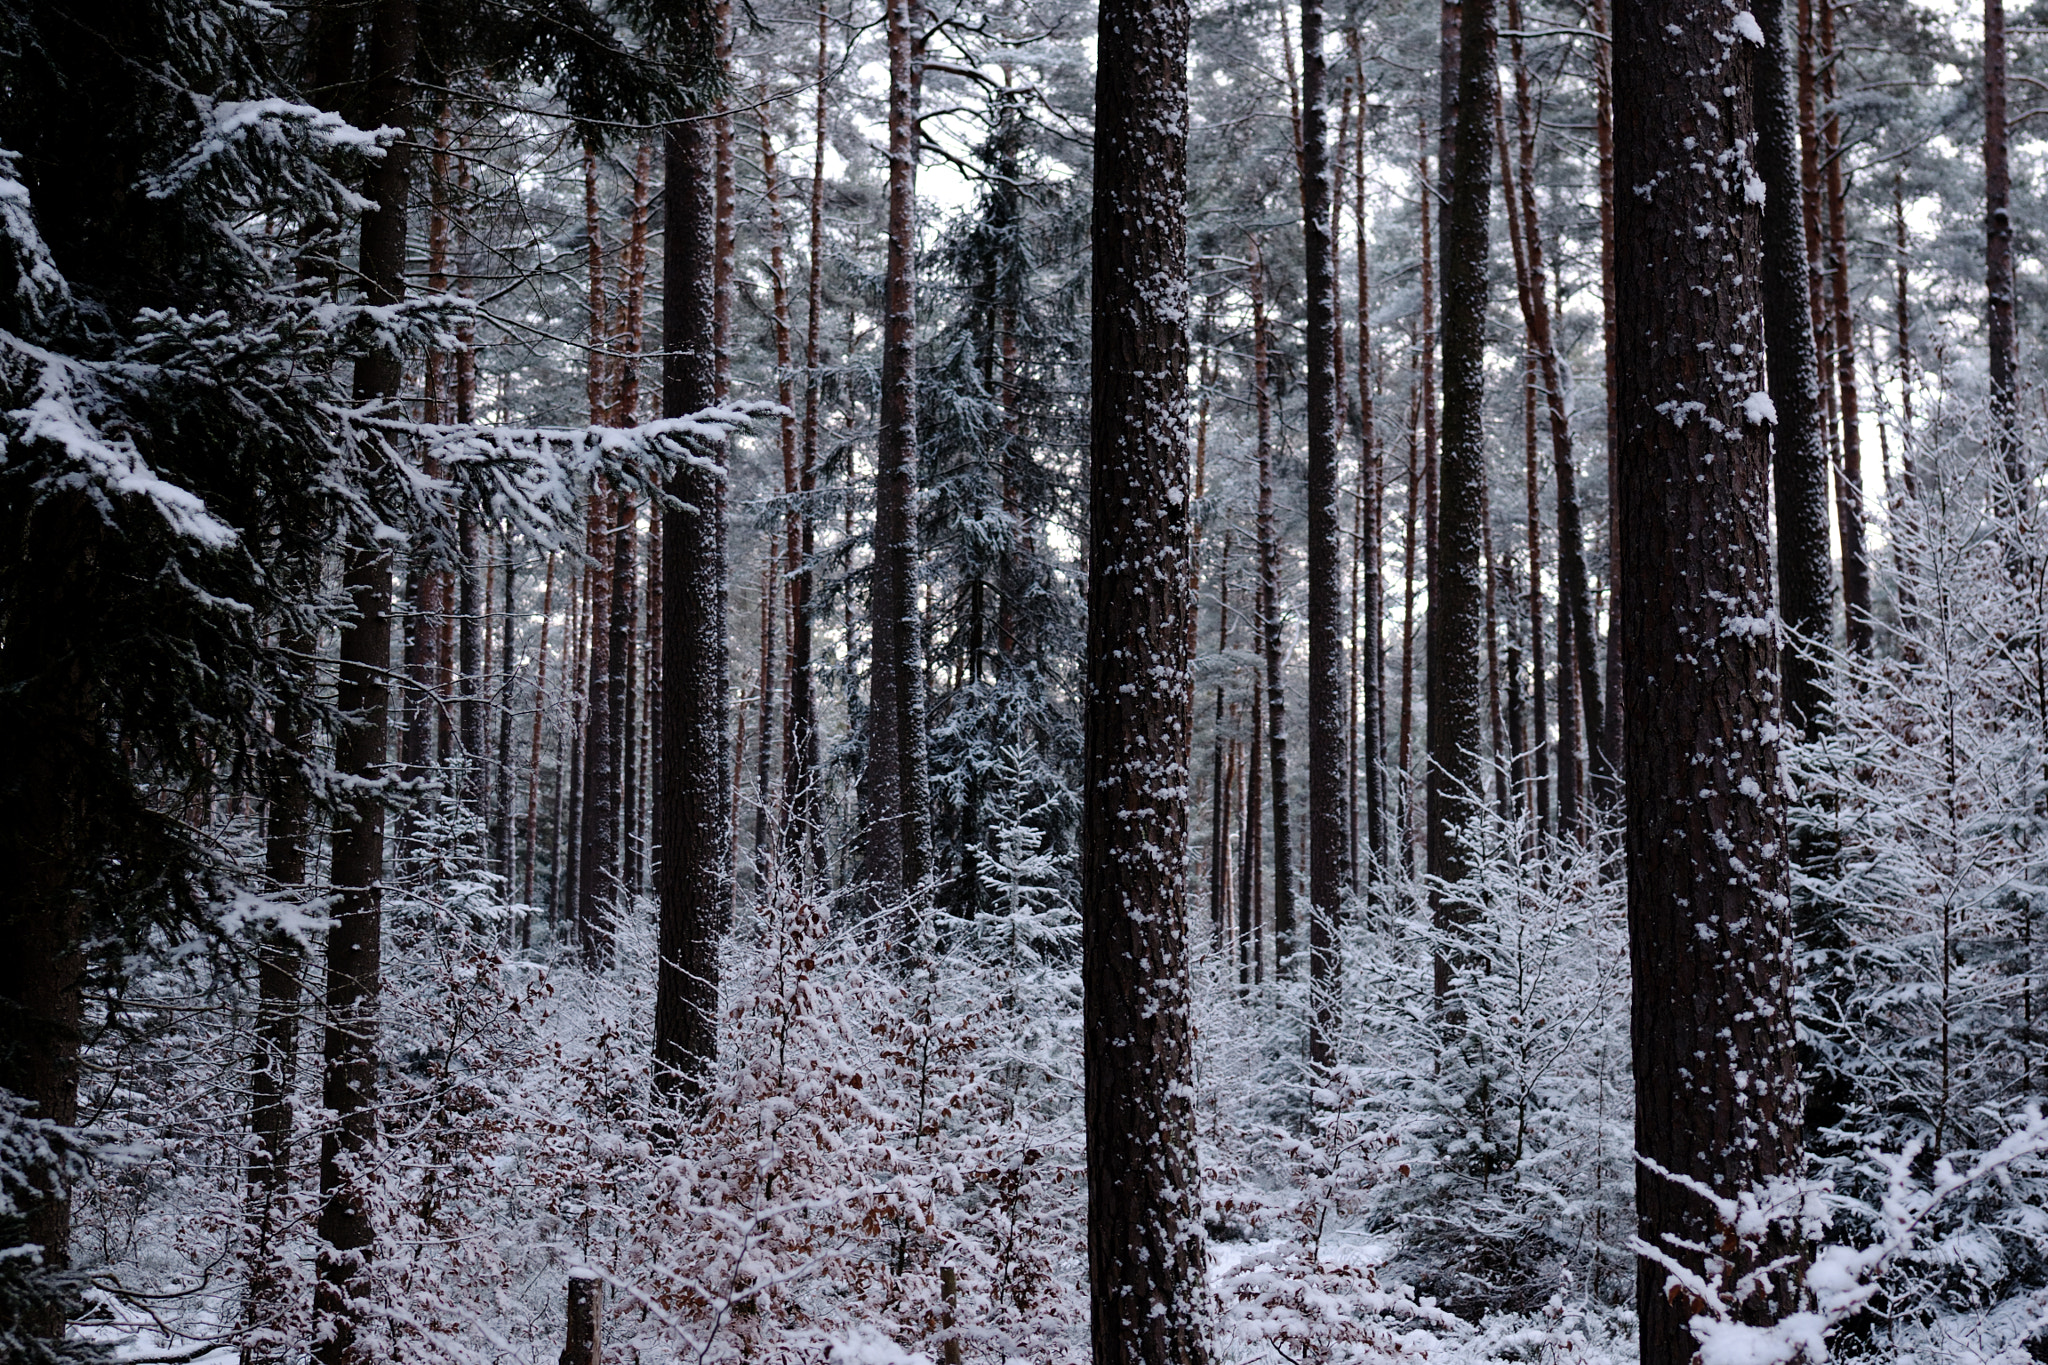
863;0;934;925
1427;0;1496;999
1082;0;1210;1353
1613;3;1804;1357
244;633;314;1363
1501;3;1608;818
1397;363;1422;871
1351;31;1384;879
1593;0;1623;778
493;539;518;880
1819;0;1870;654
316;0;413;1357
1753;0;1834;735
578;491;618;966
524;554;558;910
785;4;828;880
1300;0;1347;1077
655;106;730;1099
1249;253;1296;977
1211;534;1234;948
459;509;484;820
1985;0;2020;496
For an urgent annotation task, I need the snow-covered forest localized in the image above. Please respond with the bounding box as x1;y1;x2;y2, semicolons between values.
1;0;2045;1361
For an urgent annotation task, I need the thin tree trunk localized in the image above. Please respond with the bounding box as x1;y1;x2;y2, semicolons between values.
244;632;314;1364
524;553;557;909
1352;42;1382;876
1300;0;1346;1075
1482;506;1508;822
1502;5;1607;814
759;101;799;877
655;101;730;1098
494;535;517;882
1249;249;1296;978
1613;3;1803;1356
1593;0;1623;778
316;1;412;1357
1397;364;1422;873
1240;697;1263;989
577;486;617;965
1755;0;1835;733
1524;355;1549;835
1891;175;1919;636
753;549;777;888
1082;0;1210;1341
1985;0;2020;496
1819;0;1871;654
786;2;829;879
1211;534;1234;948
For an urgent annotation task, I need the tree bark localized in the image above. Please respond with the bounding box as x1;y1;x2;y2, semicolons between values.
316;0;413;1356
785;4;829;880
1985;0;2020;496
1754;0;1835;734
1428;0;1496;999
1248;249;1296;979
244;632;314;1363
863;0;934;924
524;553;557;909
1613;3;1804;1357
1082;0;1211;1351
1211;533;1234;948
655;105;729;1099
1819;0;1870;654
1501;3;1608;817
1351;31;1384;879
1593;0;1623;779
1300;0;1347;1076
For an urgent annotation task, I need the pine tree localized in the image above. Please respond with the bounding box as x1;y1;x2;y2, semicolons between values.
1613;3;1804;1358
1081;0;1209;1354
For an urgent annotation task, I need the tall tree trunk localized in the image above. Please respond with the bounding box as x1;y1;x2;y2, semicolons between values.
1891;176;1919;636
494;537;517;882
1211;534;1234;947
316;0;413;1356
1082;0;1210;1349
1819;0;1870;654
759;101;799;878
1300;0;1346;1075
524;553;557;909
1482;506;1508;821
577;487;617;965
1523;355;1549;835
1593;0;1623;778
863;0;933;923
656;94;729;1097
785;3;829;880
1397;364;1422;873
1502;5;1607;815
753;549;777;888
1249;251;1296;978
1985;0;2020;496
1352;45;1383;876
1428;0;1496;1005
1754;0;1834;734
1240;691;1264;988
244;631;314;1365
1613;5;1803;1358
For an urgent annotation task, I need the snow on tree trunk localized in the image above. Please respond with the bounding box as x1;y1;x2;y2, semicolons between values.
1081;0;1211;1355
1612;2;1804;1358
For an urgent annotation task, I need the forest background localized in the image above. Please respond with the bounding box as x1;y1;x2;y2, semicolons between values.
0;0;2045;1360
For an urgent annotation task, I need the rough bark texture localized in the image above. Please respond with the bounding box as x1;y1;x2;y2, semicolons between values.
1426;0;1495;998
1753;0;1835;735
655;113;729;1099
1301;0;1348;1076
1249;254;1296;977
863;0;934;924
785;4;830;880
577;490;618;965
244;635;314;1362
1502;0;1608;817
1985;0;2020;494
1819;0;1870;655
1593;0;1623;778
315;1;413;1357
1612;4;1804;1359
1081;0;1210;1356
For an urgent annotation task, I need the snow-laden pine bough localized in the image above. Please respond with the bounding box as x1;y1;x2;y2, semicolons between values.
1633;1105;2048;1365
